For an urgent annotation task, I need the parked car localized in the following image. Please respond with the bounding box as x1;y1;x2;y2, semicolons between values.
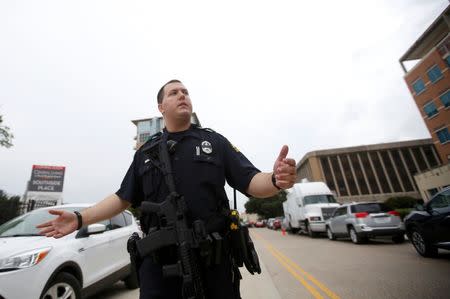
0;204;141;299
266;218;276;229
272;217;282;230
254;220;265;228
404;187;450;257
325;202;405;244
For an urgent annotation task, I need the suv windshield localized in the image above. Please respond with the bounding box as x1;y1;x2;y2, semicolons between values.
0;207;78;237
303;195;337;205
351;203;390;214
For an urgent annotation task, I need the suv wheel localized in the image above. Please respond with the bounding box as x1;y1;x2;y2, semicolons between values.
349;227;364;244
41;272;81;299
410;228;438;257
326;227;336;240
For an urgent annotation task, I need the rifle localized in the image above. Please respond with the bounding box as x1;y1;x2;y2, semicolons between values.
135;134;207;299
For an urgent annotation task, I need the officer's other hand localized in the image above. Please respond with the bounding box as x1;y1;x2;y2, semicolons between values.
273;145;297;189
36;210;78;239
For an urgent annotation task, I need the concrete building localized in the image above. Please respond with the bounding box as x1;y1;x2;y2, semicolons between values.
296;139;441;203
399;5;450;200
132;112;200;149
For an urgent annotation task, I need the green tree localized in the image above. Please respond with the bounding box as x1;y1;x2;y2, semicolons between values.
0;114;14;148
244;191;287;219
0;190;21;225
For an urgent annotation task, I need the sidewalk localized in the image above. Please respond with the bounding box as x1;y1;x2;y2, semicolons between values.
240;259;281;299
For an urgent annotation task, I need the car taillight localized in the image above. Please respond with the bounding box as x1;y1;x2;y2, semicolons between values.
388;211;400;216
355;212;369;218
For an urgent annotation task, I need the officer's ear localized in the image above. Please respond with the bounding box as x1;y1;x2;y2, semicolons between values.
158;103;164;114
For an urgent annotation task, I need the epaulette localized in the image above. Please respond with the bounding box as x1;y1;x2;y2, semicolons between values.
139;132;162;153
197;126;216;133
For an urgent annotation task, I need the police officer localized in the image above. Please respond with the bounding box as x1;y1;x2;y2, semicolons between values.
37;79;297;299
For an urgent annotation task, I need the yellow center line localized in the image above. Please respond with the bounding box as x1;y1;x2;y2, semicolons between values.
252;230;341;299
266;244;325;299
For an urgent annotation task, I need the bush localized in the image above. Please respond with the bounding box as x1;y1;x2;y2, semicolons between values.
395;208;413;221
384;196;419;210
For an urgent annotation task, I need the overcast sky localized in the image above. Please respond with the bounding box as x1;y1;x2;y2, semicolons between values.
1;0;448;212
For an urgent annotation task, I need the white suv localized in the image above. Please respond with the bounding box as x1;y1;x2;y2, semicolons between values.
0;203;141;299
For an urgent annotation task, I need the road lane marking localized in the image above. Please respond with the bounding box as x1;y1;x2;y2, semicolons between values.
265;244;325;299
252;231;341;299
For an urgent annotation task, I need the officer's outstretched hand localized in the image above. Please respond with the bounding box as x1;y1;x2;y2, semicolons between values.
36;210;78;239
273;145;297;190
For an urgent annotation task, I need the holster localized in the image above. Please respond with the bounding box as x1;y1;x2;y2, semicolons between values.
229;225;261;275
127;232;143;285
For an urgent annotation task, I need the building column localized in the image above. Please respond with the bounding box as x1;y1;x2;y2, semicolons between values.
408;148;421;173
337;155;351;196
357;153;373;194
398;149;417;191
367;152;383;194
347;154;362;195
430;145;441;164
419;147;431;169
377;151;394;193
388;150;405;192
327;156;340;197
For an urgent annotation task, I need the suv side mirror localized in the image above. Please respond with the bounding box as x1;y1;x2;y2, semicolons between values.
76;223;107;238
415;204;425;211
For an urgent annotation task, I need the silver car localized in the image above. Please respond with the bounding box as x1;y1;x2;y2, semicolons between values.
325;202;405;244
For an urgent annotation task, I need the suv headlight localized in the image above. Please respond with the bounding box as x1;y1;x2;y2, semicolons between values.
0;247;52;271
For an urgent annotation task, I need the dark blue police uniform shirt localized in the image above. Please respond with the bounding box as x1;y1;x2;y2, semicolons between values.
116;124;260;231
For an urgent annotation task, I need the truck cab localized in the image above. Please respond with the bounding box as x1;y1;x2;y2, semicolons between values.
285;181;340;237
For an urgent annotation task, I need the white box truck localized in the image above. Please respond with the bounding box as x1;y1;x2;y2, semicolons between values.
284;181;340;237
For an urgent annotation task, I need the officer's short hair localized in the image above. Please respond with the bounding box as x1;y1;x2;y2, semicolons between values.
157;79;182;104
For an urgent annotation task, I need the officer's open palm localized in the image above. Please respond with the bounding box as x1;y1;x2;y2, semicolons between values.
36;210;78;239
273;145;297;189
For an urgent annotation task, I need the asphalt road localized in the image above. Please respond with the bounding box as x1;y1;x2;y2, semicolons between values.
252;228;450;299
92;228;450;299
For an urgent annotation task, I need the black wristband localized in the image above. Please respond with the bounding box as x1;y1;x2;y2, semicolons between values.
271;173;281;190
74;211;83;230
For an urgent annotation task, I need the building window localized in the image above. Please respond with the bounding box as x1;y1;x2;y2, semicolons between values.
369;152;392;193
139;133;151;143
423;101;438;118
412;78;426;95
330;156;348;196
349;153;369;195
380;151;402;192
440;90;450;108
427;65;443;83
423;145;440;167
391;150;414;192
341;155;359;196
359;152;380;194
428;188;439;198
411;147;428;171
320;157;337;193
436;127;450;144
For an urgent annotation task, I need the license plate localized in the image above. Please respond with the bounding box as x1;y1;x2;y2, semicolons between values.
374;217;390;224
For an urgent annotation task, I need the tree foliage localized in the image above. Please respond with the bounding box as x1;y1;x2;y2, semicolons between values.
0;114;14;148
384;196;421;210
0;190;21;225
244;191;287;219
